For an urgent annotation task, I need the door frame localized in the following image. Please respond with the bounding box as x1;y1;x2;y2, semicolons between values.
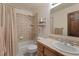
68;10;79;36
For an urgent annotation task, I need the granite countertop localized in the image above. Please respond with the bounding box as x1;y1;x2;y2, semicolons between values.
37;36;79;56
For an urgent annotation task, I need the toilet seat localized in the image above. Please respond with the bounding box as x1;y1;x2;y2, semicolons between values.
27;44;37;50
27;44;37;54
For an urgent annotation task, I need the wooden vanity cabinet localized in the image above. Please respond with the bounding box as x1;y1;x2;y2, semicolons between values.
37;42;44;56
44;47;56;56
37;42;64;56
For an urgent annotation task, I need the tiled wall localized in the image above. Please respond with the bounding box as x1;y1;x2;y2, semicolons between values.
16;13;32;42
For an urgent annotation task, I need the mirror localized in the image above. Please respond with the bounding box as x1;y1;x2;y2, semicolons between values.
50;3;79;37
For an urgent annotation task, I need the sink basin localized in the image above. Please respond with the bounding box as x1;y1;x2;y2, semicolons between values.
53;41;79;54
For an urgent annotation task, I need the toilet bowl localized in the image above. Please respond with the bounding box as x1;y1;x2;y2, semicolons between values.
27;44;37;55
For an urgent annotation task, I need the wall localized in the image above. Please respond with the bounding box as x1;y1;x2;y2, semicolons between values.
51;4;79;36
31;13;38;40
37;4;50;36
15;4;51;37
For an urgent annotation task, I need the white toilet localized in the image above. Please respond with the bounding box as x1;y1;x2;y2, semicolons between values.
26;44;37;56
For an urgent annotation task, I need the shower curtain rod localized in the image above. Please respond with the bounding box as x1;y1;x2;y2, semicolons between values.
16;13;33;17
0;3;34;17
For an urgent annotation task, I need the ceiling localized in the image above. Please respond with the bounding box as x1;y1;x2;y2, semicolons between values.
51;3;76;13
5;3;49;13
4;3;75;14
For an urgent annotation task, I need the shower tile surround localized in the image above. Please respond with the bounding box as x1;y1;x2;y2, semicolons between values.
16;13;33;42
49;34;79;46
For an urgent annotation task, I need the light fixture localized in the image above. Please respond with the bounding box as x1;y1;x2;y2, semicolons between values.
50;3;62;9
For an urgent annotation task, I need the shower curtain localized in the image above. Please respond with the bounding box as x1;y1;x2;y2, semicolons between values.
0;27;4;55
0;5;4;56
0;4;17;56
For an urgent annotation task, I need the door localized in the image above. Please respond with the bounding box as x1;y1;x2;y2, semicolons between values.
68;11;79;37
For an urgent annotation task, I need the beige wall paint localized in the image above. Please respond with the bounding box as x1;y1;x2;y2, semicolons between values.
51;4;79;36
37;4;50;36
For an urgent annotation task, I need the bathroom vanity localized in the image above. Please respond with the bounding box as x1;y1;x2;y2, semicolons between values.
37;36;79;56
37;41;64;56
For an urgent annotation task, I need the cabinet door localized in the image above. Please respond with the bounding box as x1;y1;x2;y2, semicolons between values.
37;51;43;56
44;47;56;56
37;42;44;56
37;42;44;52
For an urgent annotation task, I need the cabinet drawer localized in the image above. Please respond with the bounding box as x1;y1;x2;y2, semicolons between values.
44;47;56;56
37;42;44;51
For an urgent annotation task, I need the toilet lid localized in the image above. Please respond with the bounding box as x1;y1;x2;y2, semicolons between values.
27;44;37;50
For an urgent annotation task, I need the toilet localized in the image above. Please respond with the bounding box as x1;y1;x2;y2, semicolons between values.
26;44;37;56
